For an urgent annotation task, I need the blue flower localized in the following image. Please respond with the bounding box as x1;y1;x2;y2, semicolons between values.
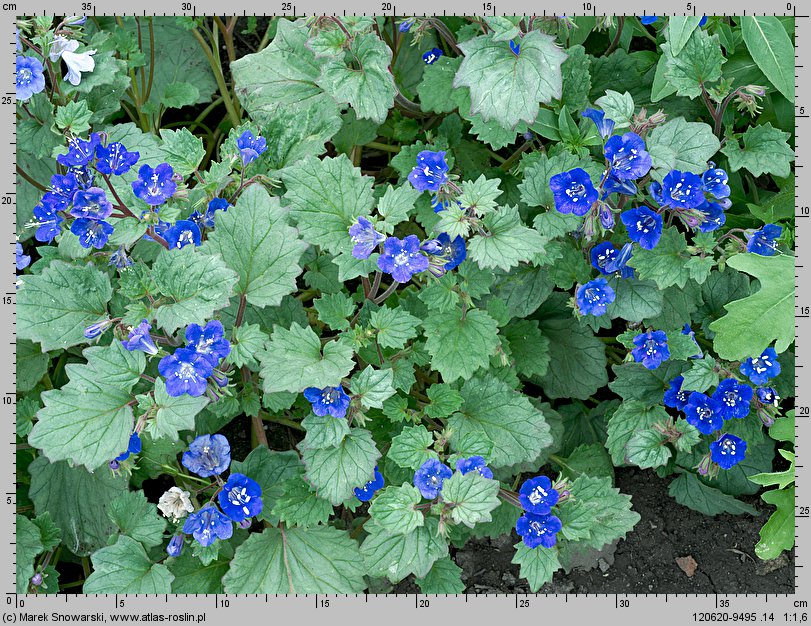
663;376;690;410
601;173;637;197
621;207;662;250
413;459;452;499
640;16;658;25
302;385;351;418
349;216;385;259
166;534;184;558
158;347;214;397
455;456;494;479
658;170;705;209
398;19;414;32
69;165;95;190
746;224;782;256
576;278;615;316
236;130;267;165
509;40;520;56
354;466;385;502
181;434;231;477
182;505;233;547
204;198;230;227
56;133;101;168
581;108;616;140
710;434;747;470
684;392;724;435
697;200;726;233
83;318;112;339
598;203;615;229
518;476;559;515
590;241;634;278
423;48;443;64
549;168;598;216
702;164;730;199
49;173;80;206
131;163;177;206
712;378;753;420
70;187;113;220
757;387;780;407
95;142;140;176
122;319;158;356
218;473;263;522
164;220;201;250
631;329;670;370
604;132;651;181
699;16;708;26
70;218;114;249
377;235;429;283
32;202;65;243
740;347;781;385
516;512;562;549
15;56;45;101
185;320;230;366
426;232;466;271
115;432;142;462
408;150;449;192
15;243;30;271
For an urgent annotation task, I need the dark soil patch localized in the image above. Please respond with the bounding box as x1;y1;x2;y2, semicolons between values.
395;467;794;594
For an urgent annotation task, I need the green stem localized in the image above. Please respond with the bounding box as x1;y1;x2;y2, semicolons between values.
260;411;305;432
191;27;241;128
365;140;401;153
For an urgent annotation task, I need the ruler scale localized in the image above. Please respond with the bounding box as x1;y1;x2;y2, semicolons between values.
5;3;806;623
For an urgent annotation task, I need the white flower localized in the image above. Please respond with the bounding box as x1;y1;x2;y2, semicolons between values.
49;35;96;86
157;486;194;522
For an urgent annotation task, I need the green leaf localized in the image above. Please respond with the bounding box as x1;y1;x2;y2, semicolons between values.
502;319;551;377
282;154;375;254
468;206;545;271
168;551;229;594
441;471;500;528
314;292;356;331
231;19;340;124
559;443;614;481
227;324;269;368
650;55;678;102
260;323;355;393
536;317;607;400
317;33;395;124
606;277;664;322
646;117;720;177
458;175;503;216
159;128;205;176
559;45;592;110
422;308;499;382
230;447;303;523
301;413;351;449
350;366;395;409
770;411;795;444
361;518;448;582
29;342;145;470
605;401;670;465
680;356;719;393
371;306;421;349
18;261;112;351
512;544;561;592
666;16;704;55
159;81;200;109
152;247;238;334
271;476;334;528
595;90;634;128
454;31;566;130
106;491;167;549
389;425;438;470
756;486;795;560
662;27;725;98
626;428;672;469
377;184;420;232
259;103;342;175
84;536;173;593
627;228;691;289
417;56;462;114
609;361;688;407
29;457;127;556
17;339;49;393
223;526;365;593
152;378;209;441
301;428;380;505
668;472;758;515
54;100;92;134
204;185;306;308
721;122;795;178
449;373;552;468
415;557;465;594
368;484;424;534
741;16;795;103
17;514;61;594
709;254;794;360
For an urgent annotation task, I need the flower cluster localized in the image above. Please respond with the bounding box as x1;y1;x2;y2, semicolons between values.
515;476;563;549
158;320;231;397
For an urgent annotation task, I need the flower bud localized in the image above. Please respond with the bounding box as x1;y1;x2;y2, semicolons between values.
84;318;112;339
166;534;184;558
31;573;43;587
238;518;253;529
